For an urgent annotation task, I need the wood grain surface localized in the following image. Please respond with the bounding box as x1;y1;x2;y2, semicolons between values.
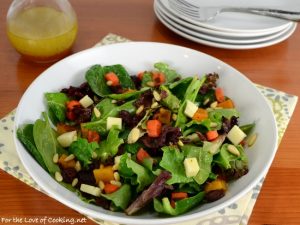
0;0;299;224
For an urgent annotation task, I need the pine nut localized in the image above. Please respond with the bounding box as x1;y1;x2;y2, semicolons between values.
136;105;144;115
112;164;119;171
172;114;177;121
114;172;120;181
92;152;98;159
53;153;59;164
177;140;184;147
210;122;218;128
111;100;117;104
93;107;101;118
55;171;63;182
203;98;210;105
75;161;81;172
110;180;122;187
106;80;113;86
127;127;141;144
227;144;240;157
64;154;75;162
146;81;155;87
247;133;257;147
72;178;78;187
98;180;105;190
153;90;161;101
210;101;218;108
151;102;159;109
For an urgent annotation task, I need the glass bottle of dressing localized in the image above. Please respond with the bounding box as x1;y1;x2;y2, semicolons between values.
6;0;78;63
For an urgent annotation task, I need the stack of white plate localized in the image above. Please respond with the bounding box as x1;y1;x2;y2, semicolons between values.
154;0;298;49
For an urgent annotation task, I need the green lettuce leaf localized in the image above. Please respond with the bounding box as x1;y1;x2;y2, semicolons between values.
209;108;240;120
118;154;155;192
175;76;206;129
159;146;193;185
102;184;131;210
45;92;69;124
168;77;193;100
95;129;124;161
182;145;213;185
108;88;149;100
153;191;205;216
69;138;99;167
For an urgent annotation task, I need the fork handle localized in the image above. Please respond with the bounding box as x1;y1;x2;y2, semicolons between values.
224;7;300;21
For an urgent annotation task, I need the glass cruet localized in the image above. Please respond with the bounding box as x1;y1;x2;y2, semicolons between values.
6;0;78;63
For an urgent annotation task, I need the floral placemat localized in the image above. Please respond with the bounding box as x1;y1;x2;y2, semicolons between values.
0;33;298;225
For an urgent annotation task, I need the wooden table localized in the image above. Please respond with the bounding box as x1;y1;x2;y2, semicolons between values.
0;0;299;224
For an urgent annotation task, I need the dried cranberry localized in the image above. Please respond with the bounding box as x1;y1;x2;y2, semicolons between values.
61;168;77;183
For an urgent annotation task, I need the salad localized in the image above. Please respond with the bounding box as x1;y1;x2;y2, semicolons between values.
17;62;256;216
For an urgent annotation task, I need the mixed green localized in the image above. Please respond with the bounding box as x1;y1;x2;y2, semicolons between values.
17;63;256;216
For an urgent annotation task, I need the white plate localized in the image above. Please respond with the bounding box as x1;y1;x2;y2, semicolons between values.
156;0;292;39
14;42;278;224
160;0;293;34
155;4;297;49
156;1;294;45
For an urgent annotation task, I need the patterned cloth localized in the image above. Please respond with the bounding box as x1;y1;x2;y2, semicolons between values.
0;34;298;225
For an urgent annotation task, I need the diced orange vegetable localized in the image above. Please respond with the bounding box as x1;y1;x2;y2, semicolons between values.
137;72;144;80
170;199;176;208
192;108;208;121
204;179;227;193
58;154;76;169
206;130;219;141
137;148;151;163
104;183;119;194
215;88;225;103
152;72;166;86
80;125;89;138
153;108;171;125
93;165;114;184
146;119;162;138
217;99;235;109
171;192;188;200
105;72;120;86
56;123;77;135
87;130;100;143
66;100;81;111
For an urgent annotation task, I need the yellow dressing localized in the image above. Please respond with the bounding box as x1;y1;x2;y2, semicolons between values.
7;7;77;62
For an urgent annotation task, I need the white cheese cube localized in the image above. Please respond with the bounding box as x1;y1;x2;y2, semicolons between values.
184;100;198;118
79;95;94;108
184;157;200;177
107;117;122;130
80;184;101;197
227;125;247;146
57;130;77;148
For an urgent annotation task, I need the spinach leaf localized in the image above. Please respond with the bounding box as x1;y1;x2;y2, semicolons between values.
153;191;205;216
175;76;206;129
85;65;111;97
33;113;60;174
17;124;47;170
154;62;181;83
118;154;155;192
83;100;136;134
45;92;69;125
168;77;193;100
102;184;131;210
123;142;143;154
103;64;135;89
95;129;124;161
159;146;193;185
160;86;180;112
69;138;99;167
240;123;255;135
182;145;213;185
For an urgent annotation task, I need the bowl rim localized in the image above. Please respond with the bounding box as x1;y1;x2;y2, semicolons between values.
13;41;278;225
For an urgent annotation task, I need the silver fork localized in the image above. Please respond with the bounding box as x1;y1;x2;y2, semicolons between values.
169;0;300;22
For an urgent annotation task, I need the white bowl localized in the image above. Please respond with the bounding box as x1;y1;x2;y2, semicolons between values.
13;42;278;225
